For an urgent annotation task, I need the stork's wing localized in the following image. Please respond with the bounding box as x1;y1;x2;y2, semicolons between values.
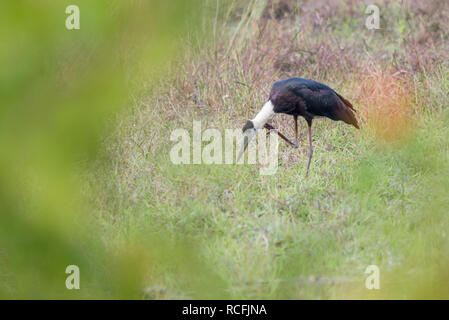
290;85;359;129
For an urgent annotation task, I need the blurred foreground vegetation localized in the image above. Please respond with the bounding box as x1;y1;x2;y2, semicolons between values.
0;0;222;299
1;0;449;299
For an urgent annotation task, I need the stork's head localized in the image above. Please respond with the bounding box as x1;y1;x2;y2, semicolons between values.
242;119;256;134
237;120;257;161
237;101;275;161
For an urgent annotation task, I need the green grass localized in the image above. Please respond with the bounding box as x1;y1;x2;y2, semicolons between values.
94;90;449;299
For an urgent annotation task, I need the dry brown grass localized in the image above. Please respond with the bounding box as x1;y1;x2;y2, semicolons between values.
141;0;448;142
354;66;414;142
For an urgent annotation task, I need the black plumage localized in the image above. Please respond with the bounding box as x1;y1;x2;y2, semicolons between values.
269;78;359;129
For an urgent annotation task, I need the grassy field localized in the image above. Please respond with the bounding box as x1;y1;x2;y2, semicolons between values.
1;1;448;299
91;1;449;299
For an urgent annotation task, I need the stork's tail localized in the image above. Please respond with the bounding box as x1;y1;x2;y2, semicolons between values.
335;92;357;113
335;92;359;129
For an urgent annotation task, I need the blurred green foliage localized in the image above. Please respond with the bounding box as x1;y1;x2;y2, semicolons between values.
0;0;228;299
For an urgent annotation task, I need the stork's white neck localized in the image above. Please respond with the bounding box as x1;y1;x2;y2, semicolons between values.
252;100;274;129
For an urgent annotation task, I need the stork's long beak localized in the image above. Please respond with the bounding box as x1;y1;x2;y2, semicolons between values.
237;128;257;161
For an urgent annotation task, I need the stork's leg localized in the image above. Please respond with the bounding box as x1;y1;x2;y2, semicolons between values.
306;121;314;176
293;115;299;148
264;123;297;148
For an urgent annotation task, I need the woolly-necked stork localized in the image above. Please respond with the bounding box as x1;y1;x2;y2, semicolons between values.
239;78;359;175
